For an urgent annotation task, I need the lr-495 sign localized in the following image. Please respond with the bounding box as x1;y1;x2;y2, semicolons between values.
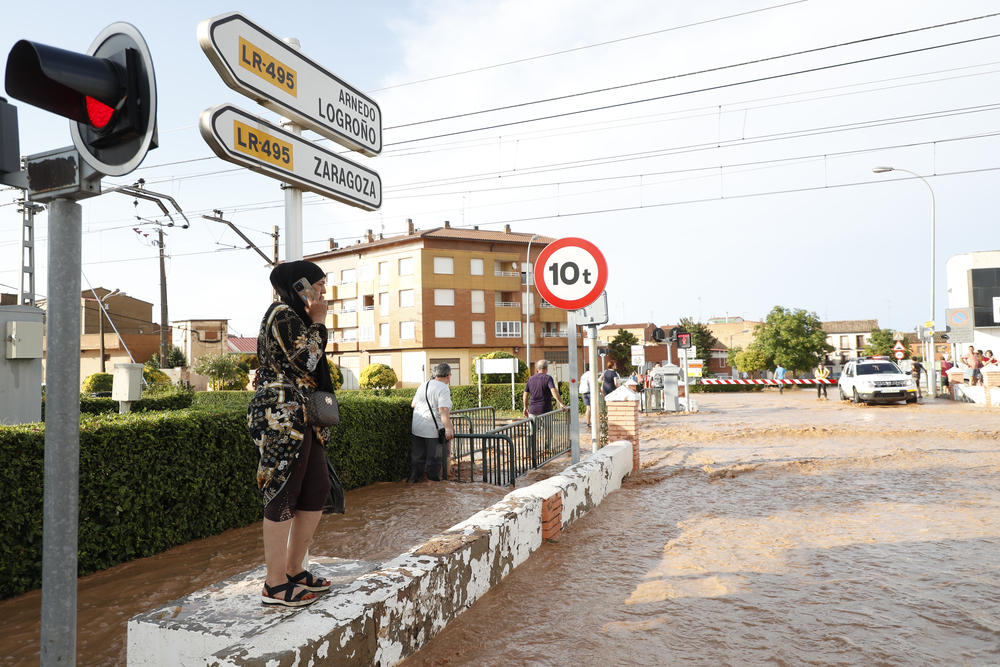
534;237;608;311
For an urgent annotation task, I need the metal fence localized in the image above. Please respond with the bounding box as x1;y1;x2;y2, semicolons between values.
448;408;570;487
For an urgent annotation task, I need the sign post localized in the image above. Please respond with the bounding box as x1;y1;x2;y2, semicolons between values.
534;238;608;461
575;290;608;450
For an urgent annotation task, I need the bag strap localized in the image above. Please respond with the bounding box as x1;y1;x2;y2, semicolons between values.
425;381;441;431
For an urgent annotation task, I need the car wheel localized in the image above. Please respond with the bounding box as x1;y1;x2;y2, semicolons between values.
839;387;847;401
852;388;861;404
906;397;916;404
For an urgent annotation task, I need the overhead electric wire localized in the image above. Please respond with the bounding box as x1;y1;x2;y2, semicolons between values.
368;1;811;93
385;12;1000;130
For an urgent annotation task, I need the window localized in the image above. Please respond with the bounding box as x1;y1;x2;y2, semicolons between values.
434;289;455;306
359;325;375;342
399;257;413;276
340;298;357;313
433;256;454;274
856;335;865;349
472;321;485;345
341;268;356;284
369;354;391;366
378;261;389;285
400;321;415;339
496;321;521;338
471;289;485;314
379;292;389;316
470;258;484;276
435;320;455;338
358;265;374;282
379;323;389;347
399;289;414;308
341;328;357;342
840;335;849;349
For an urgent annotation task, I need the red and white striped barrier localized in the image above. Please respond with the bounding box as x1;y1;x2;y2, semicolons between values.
701;379;836;385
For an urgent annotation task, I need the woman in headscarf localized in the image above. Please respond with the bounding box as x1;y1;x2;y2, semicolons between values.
248;261;334;607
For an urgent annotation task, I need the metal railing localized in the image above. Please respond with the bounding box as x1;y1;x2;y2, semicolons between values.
447;408;569;486
452;406;496;433
494;270;520;277
494;301;521;308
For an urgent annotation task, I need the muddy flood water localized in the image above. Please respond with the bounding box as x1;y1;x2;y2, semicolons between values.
2;390;999;666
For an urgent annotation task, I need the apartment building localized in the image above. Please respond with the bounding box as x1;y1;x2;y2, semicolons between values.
306;222;586;388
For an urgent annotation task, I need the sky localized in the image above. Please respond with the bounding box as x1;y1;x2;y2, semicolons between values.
2;0;999;344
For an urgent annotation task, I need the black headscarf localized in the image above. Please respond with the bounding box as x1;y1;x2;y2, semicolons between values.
268;261;334;393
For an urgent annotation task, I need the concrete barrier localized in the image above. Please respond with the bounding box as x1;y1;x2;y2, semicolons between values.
128;442;633;667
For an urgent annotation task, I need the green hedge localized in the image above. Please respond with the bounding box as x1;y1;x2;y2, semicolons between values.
689;383;766;393
347;382;586;415
42;385;195;421
0;390;418;600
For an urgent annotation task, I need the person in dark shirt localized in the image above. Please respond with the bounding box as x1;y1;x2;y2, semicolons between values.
601;361;620;396
522;360;566;417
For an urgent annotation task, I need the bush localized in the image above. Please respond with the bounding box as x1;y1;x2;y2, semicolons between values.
329;361;343;391
82;373;113;393
359;363;397;389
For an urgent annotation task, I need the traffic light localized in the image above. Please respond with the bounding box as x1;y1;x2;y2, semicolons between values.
652;327;665;342
677;332;692;349
668;326;681;342
597;346;609;357
4;23;156;177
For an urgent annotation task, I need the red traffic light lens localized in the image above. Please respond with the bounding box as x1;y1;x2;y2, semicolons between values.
85;95;114;129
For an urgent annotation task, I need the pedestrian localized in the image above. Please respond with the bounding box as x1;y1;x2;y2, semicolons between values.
579;363;593;427
248;261;334;608
911;356;924;399
815;362;830;400
522;360;566;417
774;363;786;394
410;363;454;483
601;361;620;396
941;353;953;389
984;350;996;367
962;345;982;385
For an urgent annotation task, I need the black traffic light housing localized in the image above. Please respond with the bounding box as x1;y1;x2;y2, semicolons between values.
668;326;681;342
4;22;156;178
597;346;609;357
677;332;693;349
652;327;666;342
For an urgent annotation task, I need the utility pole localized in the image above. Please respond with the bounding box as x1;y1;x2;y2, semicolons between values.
17;197;42;307
158;228;169;367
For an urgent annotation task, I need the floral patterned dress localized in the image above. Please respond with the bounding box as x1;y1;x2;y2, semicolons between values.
247;303;330;506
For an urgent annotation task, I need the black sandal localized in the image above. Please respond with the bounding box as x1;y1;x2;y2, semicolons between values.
262;581;318;607
287;570;332;592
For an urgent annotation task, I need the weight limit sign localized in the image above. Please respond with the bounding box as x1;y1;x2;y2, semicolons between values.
534;237;608;311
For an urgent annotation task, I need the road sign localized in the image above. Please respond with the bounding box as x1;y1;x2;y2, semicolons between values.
533;237;608;311
894;351;905;360
630;344;645;369
892;341;906;352
574;290;609;325
200;104;381;210
945;307;974;344
924;320;934;329
198;12;381;156
893;331;905;341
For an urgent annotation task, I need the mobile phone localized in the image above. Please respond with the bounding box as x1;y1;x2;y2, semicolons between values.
292;277;318;304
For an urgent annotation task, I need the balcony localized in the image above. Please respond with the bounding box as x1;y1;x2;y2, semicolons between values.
494;271;519;277
495;301;521;308
540;331;581;338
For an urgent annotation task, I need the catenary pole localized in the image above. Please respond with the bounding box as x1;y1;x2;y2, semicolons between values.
40;198;82;667
282;38;304;262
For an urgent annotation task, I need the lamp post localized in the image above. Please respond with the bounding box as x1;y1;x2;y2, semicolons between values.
525;234;539;371
97;289;120;373
872;166;936;398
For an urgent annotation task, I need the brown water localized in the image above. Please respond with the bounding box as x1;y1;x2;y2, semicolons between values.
0;482;508;666
401;392;1000;667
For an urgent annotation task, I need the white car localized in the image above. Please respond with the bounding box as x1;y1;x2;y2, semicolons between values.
838;357;918;404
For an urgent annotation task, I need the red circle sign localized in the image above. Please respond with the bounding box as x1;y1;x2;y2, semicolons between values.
533;237;608;310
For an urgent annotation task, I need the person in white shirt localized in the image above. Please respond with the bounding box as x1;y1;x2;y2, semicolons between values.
579;364;593;427
409;363;454;482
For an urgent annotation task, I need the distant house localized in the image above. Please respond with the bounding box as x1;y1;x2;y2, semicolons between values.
821;320;879;374
228;336;257;356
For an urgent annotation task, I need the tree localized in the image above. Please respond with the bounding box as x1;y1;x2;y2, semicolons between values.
863;328;909;359
166;345;188;368
608;329;640;374
733;347;769;374
360;363;398;389
679;317;719;372
749;306;833;373
471;351;529;384
193;353;245;390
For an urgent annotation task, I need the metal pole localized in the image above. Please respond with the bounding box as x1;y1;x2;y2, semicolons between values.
18;199;41;307
525;235;539;370
40;198;82;667
283;38;304;262
567;310;579;464
681;348;690;409
589;325;599;452
158;229;169;367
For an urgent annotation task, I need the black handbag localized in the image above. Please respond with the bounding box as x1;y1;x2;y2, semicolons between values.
323;457;346;514
303;390;340;427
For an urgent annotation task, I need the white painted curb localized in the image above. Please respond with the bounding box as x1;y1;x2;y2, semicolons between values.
128;442;633;667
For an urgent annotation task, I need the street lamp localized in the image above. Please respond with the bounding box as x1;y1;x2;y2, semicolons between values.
872;166;936;398
525;234;539;371
98;289;120;373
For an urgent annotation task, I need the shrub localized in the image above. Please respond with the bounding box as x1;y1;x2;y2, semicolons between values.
328;361;343;390
359;363;397;389
82;373;113;393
